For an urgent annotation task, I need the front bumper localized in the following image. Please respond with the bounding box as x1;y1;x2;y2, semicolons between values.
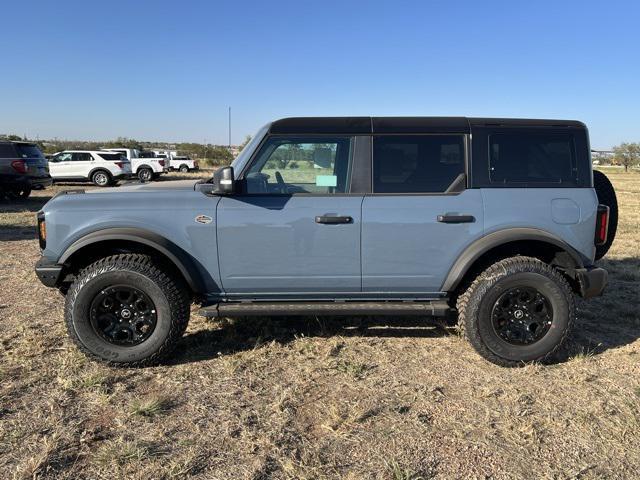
575;266;608;299
35;257;63;288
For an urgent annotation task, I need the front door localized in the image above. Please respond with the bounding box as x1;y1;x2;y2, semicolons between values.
217;135;362;297
361;134;484;294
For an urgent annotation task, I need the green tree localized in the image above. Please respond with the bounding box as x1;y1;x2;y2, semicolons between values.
613;142;640;172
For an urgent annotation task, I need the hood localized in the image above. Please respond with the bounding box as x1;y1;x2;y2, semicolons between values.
89;179;200;193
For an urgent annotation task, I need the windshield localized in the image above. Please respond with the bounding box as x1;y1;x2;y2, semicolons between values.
231;123;270;170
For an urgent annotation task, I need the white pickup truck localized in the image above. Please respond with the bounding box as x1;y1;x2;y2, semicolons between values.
168;155;199;173
152;150;200;173
104;148;167;182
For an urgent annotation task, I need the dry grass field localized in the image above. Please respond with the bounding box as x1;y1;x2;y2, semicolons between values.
1;172;638;479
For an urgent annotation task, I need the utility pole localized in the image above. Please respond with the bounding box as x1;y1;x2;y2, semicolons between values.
228;107;231;147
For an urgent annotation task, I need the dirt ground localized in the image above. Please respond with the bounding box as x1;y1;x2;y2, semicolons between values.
1;171;638;479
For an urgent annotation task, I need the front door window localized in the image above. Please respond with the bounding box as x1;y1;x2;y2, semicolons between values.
244;137;353;194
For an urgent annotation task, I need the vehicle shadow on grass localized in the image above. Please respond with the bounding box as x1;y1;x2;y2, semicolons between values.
0;224;37;241
0;195;52;214
171;257;640;367
170;315;456;366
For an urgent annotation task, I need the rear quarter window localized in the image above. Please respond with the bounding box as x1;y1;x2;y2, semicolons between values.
489;133;575;184
470;127;592;188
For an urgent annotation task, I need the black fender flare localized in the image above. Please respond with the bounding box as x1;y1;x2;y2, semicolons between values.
441;228;588;292
59;227;209;293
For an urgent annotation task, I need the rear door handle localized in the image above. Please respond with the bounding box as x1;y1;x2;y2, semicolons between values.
315;215;353;224
437;214;475;224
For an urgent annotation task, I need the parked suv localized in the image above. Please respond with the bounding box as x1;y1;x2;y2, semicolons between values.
103;148;167;182
0;141;52;198
48;150;132;187
34;117;617;367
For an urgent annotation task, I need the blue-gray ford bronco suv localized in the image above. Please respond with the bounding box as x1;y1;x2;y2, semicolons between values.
35;117;617;367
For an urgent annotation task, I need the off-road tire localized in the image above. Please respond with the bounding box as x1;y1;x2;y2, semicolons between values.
64;254;190;367
456;256;574;367
91;170;112;187
138;168;153;182
179;164;189;173
593;170;618;260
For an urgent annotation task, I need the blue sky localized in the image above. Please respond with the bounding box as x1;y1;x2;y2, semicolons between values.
1;0;638;148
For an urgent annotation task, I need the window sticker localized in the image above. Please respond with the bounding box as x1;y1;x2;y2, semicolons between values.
316;175;337;187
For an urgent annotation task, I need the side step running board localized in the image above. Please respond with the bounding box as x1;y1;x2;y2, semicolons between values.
199;300;452;318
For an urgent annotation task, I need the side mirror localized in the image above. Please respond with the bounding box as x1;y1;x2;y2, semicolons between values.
196;166;235;195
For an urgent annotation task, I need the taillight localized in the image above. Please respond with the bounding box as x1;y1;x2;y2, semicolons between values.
11;160;28;174
159;160;165;167
194;161;199;167
37;212;46;249
595;204;610;246
115;161;124;169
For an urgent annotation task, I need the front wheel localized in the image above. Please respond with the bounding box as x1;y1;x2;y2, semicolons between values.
64;254;190;366
457;256;574;367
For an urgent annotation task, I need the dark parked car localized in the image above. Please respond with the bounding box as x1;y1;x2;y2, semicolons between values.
0;141;52;198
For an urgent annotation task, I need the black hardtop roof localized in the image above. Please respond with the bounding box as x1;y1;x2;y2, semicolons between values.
0;140;38;145
269;117;586;134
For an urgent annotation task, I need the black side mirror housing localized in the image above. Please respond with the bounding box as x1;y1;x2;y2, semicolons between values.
196;166;235;195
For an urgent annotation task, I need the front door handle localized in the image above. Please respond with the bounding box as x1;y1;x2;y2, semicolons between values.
315;215;353;224
437;214;475;224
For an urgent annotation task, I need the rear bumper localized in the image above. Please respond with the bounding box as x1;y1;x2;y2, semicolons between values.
575;266;608;299
0;174;52;189
35;257;63;288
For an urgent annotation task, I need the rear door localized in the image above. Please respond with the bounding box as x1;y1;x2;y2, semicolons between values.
361;134;484;295
216;135;363;297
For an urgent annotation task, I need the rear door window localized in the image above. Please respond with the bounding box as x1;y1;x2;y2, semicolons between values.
488;133;576;184
372;135;465;193
72;152;93;162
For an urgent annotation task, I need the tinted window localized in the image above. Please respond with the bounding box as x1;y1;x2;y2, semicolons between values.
0;144;16;158
373;135;465;193
489;133;576;184
72;152;92;161
15;143;44;159
98;153;126;161
245;137;353;194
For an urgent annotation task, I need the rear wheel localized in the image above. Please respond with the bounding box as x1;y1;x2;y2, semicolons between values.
91;170;111;187
179;164;189;173
457;256;574;367
138;168;153;182
593;170;618;260
64;254;190;367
